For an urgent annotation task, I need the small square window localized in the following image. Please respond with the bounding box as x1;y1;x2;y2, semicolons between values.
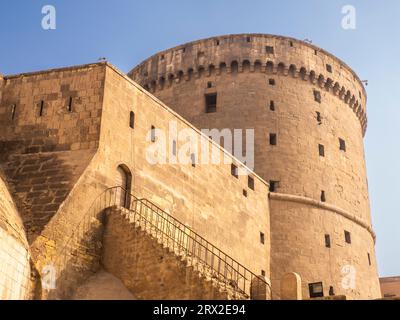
326;64;332;73
243;189;248;197
248;176;255;190
309;282;324;298
260;232;265;244
270;101;275;111
205;93;217;113
265;46;274;54
269;79;276;86
269;133;277;146
314;90;321;103
269;180;279;192
339;138;346;152
344;231;351;244
319;144;325;157
231;164;238;178
325;234;331;248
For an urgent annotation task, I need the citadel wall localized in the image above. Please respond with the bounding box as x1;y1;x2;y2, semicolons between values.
128;34;380;299
0;63;270;299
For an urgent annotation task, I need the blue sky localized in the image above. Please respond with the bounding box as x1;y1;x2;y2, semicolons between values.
0;0;399;277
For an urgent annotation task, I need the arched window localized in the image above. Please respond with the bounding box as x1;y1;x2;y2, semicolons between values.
242;60;251;72
115;165;132;209
231;61;239;73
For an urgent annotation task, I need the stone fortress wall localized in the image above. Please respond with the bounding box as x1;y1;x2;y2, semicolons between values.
0;63;271;299
128;34;381;299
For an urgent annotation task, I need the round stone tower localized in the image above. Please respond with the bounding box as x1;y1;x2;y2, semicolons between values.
128;34;380;299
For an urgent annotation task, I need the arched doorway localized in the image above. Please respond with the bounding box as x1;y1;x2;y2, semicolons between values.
115;164;132;209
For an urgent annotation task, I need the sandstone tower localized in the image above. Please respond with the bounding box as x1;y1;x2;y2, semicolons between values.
128;34;381;299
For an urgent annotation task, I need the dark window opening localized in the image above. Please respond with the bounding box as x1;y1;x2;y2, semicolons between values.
344;231;351;244
314;49;318;55
248;176;255;190
160;54;165;60
265;46;274;54
11;104;16;121
246;36;251;42
269;78;276;85
67;97;73;112
243;189;248;197
368;253;371;266
309;282;324;298
339;138;346;152
129;111;135;129
207;81;213;88
261;270;266;277
359;91;362;99
289;41;294;47
326;64;332;73
329;286;335;296
151;125;156;142
321;190;326;202
182;47;186;53
314;90;321;103
269;180;279;192
319;144;325;157
325;234;331;248
216;39;220;46
269;133;277;146
231;164;238;178
270;101;275;111
260;232;265;244
205;93;217;113
316;111;322;124
39;100;45;117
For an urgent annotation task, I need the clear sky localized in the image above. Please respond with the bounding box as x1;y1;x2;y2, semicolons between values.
0;0;399;277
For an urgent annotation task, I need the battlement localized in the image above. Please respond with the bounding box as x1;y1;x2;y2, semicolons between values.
128;34;367;135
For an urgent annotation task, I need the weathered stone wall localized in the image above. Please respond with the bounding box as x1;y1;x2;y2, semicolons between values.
0;64;105;243
0;171;31;299
128;34;379;299
380;276;400;298
102;207;230;299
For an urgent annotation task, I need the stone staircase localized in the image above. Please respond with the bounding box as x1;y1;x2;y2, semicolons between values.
101;206;249;300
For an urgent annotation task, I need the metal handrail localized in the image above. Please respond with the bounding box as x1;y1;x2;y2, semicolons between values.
52;186;270;299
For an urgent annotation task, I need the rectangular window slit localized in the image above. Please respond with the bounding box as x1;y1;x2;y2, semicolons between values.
325;234;331;248
243;189;248;197
339;138;346;152
129;111;135;129
231;164;238;178
321;190;326;202
319;144;325;157
326;64;332;73
205;93;217;113
67;97;73;112
265;46;274;54
314;90;321;103
260;232;265;244
248;176;255;190
269;133;277;146
39;100;44;117
269;180;279;192
270;101;275;111
344;231;351;244
151;125;156;142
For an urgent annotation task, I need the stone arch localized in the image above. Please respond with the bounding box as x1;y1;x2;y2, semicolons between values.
167;73;174;86
288;64;297;77
187;68;194;80
254;60;262;72
299;67;307;80
317;74;325;87
242;60;251;72
309;70;316;83
197;66;205;77
277;62;285;74
266;61;274;73
116;164;132;209
208;64;216;76
344;90;351;103
177;70;184;82
219;62;227;73
333;82;340;95
325;78;333;91
158;76;165;89
231;60;239;73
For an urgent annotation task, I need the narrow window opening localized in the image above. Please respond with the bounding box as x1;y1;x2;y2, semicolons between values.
246;36;251;42
151;125;156;142
270;101;275;111
269;180;279;192
314;49;318;55
129;111;135;129
39;100;44;117
368;253;371;266
11;104;16;121
269;78;276;86
205;93;217;113
207;81;213;88
248;176;255;191
316;111;322;124
326;64;332;73
344;231;351;244
321;190;326;202
231;164;238;178
329;286;335;296
172;140;177;156
261;270;266;277
265;46;274;54
269;133;277;146
314;90;321;103
339;138;346;152
289;41;294;47
160;54;165;61
243;189;248;197
319;144;325;157
67;97;73;112
215;39;220;46
309;282;324;298
260;232;265;244
325;234;331;248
